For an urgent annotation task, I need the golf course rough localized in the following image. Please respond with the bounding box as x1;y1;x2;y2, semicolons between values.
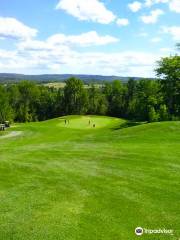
0;115;179;240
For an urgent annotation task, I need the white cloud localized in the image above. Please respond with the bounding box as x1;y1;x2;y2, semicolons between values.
141;9;164;24
162;26;180;41
116;18;129;26
144;0;180;13
72;51;158;77
18;31;119;51
169;0;180;13
55;0;116;24
0;43;165;77
0;24;166;77
47;31;119;46
144;0;153;6
18;40;52;51
160;47;171;52
144;0;169;7
138;32;149;37
128;1;142;12
129;0;180;14
151;37;162;42
0;17;38;40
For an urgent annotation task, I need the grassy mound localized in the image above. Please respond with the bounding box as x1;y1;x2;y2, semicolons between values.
0;116;179;240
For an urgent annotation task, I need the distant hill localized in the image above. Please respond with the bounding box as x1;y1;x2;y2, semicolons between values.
0;73;152;84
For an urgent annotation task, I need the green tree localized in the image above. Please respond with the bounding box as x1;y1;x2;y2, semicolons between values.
6;84;20;121
148;106;159;122
63;77;88;115
88;84;99;114
104;80;125;117
16;81;40;122
134;80;162;121
156;55;180;116
158;104;169;121
96;94;108;115
126;79;137;118
36;86;58;121
88;84;108;115
0;85;13;123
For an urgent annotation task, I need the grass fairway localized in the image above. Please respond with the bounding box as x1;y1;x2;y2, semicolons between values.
0;116;179;240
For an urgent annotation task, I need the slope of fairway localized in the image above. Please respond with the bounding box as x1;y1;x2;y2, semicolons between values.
0;116;179;240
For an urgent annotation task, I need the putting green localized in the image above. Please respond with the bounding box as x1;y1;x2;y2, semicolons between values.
58;115;124;129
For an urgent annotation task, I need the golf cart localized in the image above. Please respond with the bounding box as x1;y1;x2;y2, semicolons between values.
4;121;10;128
0;124;5;131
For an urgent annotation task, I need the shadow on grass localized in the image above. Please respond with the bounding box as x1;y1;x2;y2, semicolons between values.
112;121;146;130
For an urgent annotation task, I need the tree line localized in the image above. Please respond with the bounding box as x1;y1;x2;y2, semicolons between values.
0;54;179;123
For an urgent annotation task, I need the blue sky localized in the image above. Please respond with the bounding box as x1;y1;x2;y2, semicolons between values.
0;0;179;77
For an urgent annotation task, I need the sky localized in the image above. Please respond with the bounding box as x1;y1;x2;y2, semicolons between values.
0;0;179;77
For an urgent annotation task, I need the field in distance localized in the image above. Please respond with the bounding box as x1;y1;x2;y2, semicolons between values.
43;82;102;89
0;115;179;240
